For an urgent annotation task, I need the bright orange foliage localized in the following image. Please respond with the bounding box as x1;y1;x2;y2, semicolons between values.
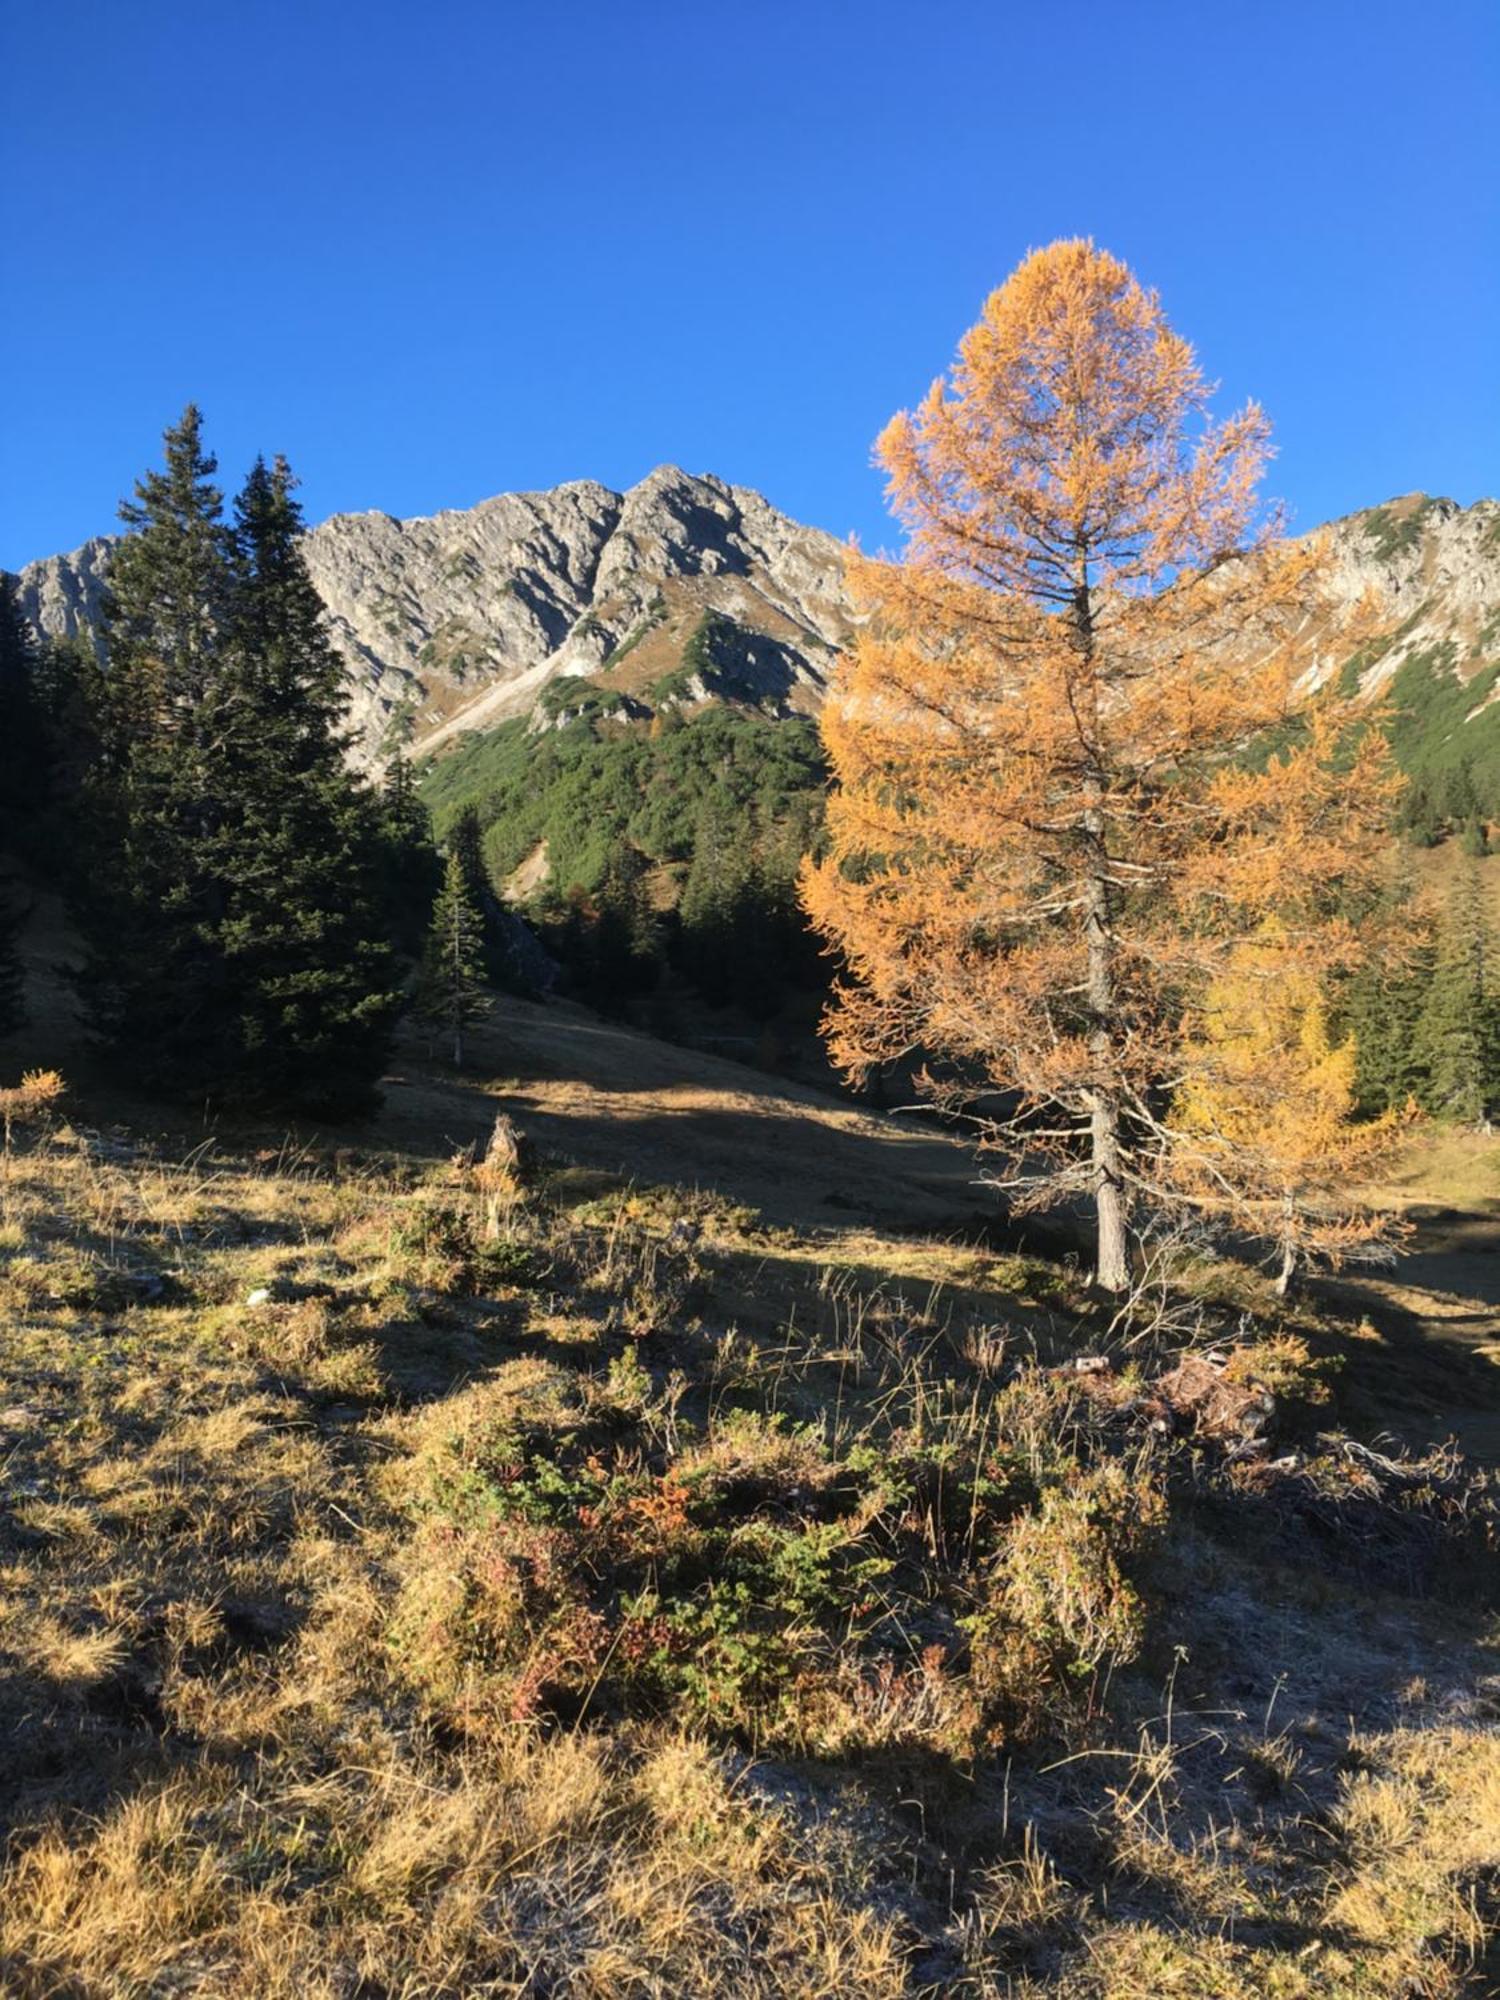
801;241;1402;1291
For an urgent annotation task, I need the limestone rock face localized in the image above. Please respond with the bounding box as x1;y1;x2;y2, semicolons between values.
1309;494;1500;695
13;467;852;767
13;479;1498;770
14;536;113;653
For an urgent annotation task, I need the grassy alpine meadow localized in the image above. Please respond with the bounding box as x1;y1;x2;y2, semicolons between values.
3;3;1496;1992
0;1007;1496;1998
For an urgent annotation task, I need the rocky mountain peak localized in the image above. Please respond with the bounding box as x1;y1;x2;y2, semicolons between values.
10;467;853;766
11;480;1496;774
1312;492;1500;699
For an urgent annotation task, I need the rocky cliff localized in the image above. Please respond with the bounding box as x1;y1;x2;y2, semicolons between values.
13;467;853;767
1312;493;1500;689
12;479;1499;771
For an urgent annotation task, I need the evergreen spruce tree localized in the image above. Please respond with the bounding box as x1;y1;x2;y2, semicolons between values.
1397;779;1442;847
71;414;404;1113
1412;860;1500;1124
0;575;39;1033
1337;855;1433;1118
380;748;442;956
449;804;490;910
586;845;661;1012
728;858;800;1022
447;801;522;988
760;802;829;996
677;802;796;1018
542;883;596;992
32;635;109;823
71;406;237;1088
211;455;401;1113
1442;761;1481;834
677;798;741;1006
108;403;230;712
1344;957;1431;1116
415;849;489;1066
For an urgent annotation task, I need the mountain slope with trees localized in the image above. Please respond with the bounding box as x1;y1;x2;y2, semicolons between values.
13;477;1498;832
10;455;1498;1115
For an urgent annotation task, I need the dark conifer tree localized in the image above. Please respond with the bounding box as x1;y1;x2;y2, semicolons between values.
587;845;661;1012
211;454;401;1113
32;635;109;821
71;414;403;1113
415;849;489;1065
1442;761;1481;833
380;749;443;955
676;798;740;1007
1344;954;1431;1116
0;896;24;1038
70;406;236;1087
446;801;510;986
108;403;230;714
1397;779;1441;847
0;575;39;1033
1413;861;1500;1124
676;802;801;1018
542;846;663;1015
0;573;47;859
449;804;490;910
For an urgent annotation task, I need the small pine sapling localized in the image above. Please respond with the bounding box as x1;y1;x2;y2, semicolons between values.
416;850;490;1067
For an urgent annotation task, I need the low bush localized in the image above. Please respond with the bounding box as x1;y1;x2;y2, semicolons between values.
386;1197;541;1294
392;1359;1172;1757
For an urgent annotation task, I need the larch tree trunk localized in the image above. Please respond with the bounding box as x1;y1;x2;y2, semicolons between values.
1076;567;1130;1294
1086;884;1129;1292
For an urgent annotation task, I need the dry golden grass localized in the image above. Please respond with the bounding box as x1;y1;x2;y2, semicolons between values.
0;1088;1495;1997
1361;1123;1500;1215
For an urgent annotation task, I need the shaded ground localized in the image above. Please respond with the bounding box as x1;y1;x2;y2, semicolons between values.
10;887;1498;1469
9;886;993;1240
1322;1131;1500;1465
380;996;996;1237
1313;1202;1500;1467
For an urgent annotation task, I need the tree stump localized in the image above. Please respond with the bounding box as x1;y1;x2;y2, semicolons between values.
474;1111;532;1238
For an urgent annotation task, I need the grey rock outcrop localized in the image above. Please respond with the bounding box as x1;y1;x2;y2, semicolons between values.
1309;494;1500;696
13;467;852;767
15;536;113;655
13;479;1497;770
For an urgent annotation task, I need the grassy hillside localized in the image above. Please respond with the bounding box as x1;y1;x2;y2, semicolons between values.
1386;643;1500;828
420;706;826;894
2;1002;1498;1996
418;626;1500;923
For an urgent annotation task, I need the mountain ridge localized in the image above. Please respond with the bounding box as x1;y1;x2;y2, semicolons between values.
12;465;854;767
12;476;1499;783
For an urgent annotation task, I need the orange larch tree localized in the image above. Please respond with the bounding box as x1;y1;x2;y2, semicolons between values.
801;240;1401;1291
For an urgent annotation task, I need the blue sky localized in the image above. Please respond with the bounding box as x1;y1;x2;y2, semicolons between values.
2;0;1495;570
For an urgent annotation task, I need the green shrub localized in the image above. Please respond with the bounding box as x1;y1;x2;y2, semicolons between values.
392;1356;1174;1755
387;1198;539;1294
